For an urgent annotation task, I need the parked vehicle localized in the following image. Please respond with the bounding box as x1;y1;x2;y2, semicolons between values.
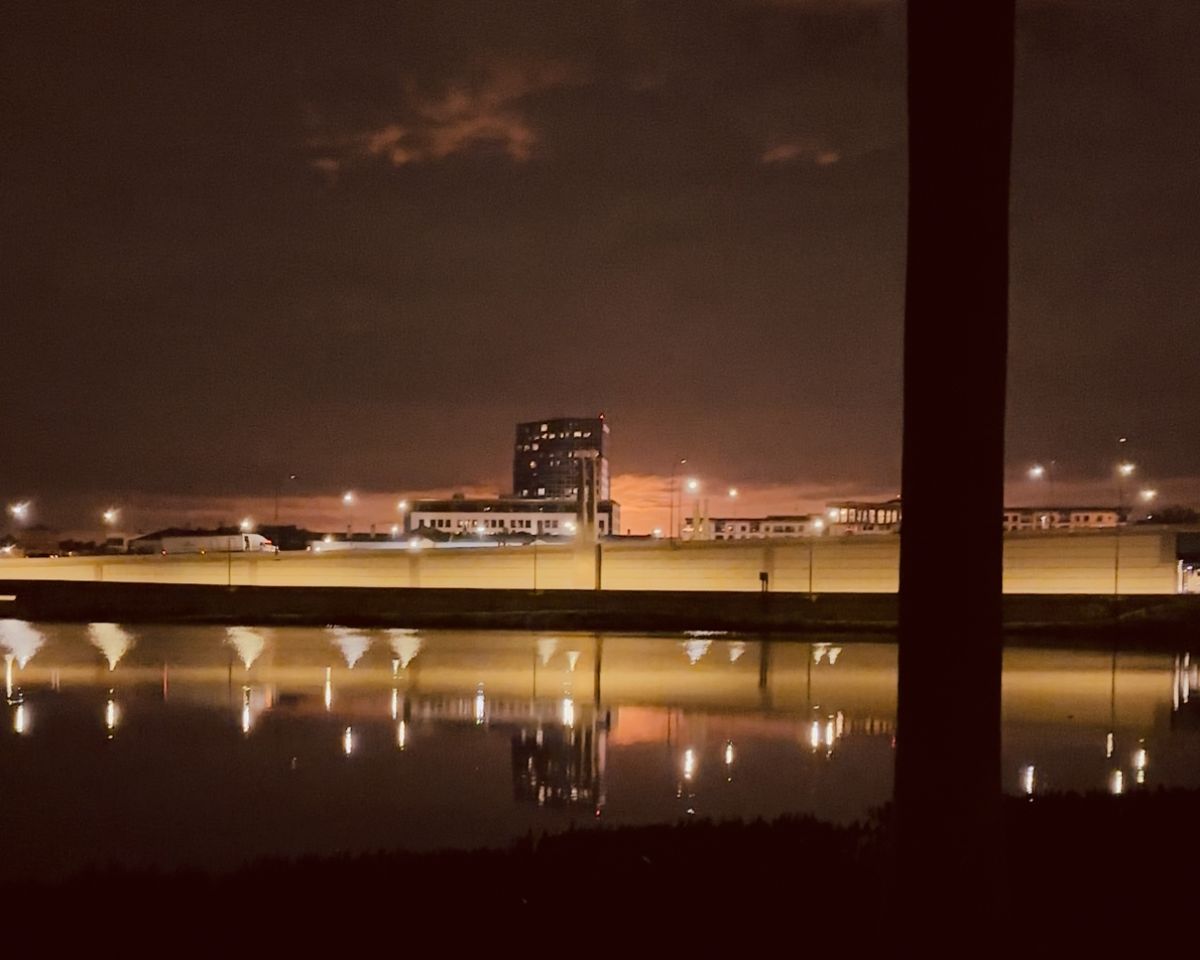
159;534;277;555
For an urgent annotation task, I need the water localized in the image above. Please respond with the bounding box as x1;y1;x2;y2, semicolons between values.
1;621;1197;881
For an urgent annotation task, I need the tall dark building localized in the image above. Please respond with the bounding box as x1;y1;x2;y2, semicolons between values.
513;416;610;500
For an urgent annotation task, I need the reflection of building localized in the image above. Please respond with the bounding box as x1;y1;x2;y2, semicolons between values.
512;721;606;808
513;416;610;500
408;496;618;538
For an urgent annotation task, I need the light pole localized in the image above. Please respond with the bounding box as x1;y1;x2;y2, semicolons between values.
668;458;687;543
397;499;409;536
1028;460;1058;525
342;491;355;540
274;473;297;523
808;517;825;600
684;477;700;540
1114;458;1135;596
101;507;119;552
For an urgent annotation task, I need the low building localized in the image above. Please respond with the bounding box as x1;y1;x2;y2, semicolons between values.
1002;507;1126;532
824;500;903;535
408;496;620;539
683;515;825;541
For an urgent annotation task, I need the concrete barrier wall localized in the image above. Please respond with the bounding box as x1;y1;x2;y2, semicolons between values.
0;529;1181;595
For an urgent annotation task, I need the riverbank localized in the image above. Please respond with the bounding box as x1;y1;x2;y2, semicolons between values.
4;791;1193;947
3;578;1200;642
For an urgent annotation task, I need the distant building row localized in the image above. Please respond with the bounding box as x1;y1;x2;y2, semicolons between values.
685;500;1130;541
408;496;619;538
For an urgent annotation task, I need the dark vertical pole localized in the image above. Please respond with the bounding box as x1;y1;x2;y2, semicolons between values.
895;0;1015;923
593;634;603;706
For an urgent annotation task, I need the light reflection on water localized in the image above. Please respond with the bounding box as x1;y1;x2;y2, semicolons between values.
1;622;1199;881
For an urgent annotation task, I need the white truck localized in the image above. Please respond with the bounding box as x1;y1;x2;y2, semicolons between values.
159;533;277;555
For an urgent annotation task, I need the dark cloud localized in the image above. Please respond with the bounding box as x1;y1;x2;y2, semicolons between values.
1;0;1196;527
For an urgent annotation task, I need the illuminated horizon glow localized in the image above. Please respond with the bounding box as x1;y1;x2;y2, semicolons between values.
26;469;1200;539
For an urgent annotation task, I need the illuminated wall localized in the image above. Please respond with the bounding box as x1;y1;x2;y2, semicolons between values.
0;529;1181;594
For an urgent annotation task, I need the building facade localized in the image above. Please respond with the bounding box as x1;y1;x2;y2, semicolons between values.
1002;507;1125;532
683;515;825;541
691;499;1129;540
409;496;619;538
513;416;610;500
824;500;903;535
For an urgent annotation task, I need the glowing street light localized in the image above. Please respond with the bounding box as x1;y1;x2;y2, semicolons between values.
8;501;30;524
342;491;355;505
102;508;120;526
1028;464;1045;480
728;488;738;499
1117;462;1135;479
239;517;254;533
685;478;700;494
1139;489;1157;503
397;499;408;512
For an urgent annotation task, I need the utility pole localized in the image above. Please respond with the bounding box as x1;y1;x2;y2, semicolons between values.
894;0;1015;927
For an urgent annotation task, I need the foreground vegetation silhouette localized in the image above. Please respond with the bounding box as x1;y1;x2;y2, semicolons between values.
8;790;1193;945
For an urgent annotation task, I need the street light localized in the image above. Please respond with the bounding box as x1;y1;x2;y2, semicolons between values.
1028;464;1045;480
397;499;409;536
239;517;254;533
343;491;355;540
8;501;30;524
102;508;119;527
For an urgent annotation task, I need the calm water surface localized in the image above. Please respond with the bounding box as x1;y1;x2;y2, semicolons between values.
2;621;1198;880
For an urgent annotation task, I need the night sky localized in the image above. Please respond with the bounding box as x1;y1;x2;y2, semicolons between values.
4;1;1197;533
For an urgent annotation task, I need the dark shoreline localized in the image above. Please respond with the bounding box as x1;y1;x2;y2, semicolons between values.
3;578;1200;641
3;579;1200;647
4;791;1195;945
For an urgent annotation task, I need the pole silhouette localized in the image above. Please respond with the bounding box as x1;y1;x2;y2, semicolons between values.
895;0;1015;924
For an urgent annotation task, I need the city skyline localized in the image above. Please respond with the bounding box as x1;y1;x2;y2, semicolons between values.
4;0;1198;522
